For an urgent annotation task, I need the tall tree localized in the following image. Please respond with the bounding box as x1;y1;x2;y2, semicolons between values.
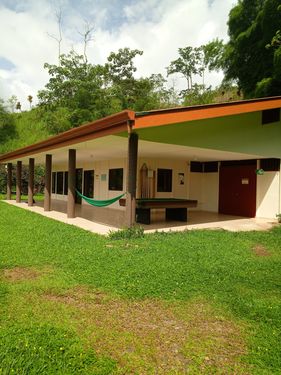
167;46;202;91
105;48;143;109
223;0;281;97
37;51;107;131
16;102;21;112
27;95;33;109
47;6;63;62
77;20;95;63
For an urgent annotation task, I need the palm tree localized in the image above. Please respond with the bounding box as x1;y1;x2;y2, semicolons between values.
16;101;21;112
27;95;33;109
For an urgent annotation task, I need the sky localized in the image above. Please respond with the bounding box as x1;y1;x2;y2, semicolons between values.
0;0;236;110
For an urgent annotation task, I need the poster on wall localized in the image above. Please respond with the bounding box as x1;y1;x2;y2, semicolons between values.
178;173;185;185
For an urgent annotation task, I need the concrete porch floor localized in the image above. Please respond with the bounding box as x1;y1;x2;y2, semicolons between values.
3;199;277;235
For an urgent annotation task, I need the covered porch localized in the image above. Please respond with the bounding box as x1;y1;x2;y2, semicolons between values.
1;97;281;232
3;199;276;234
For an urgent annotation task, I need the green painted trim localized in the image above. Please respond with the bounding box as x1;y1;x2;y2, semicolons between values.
125;111;281;158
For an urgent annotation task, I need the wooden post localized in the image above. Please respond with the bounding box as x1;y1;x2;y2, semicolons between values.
67;149;76;218
28;158;34;206
16;161;22;203
44;154;52;211
126;131;138;227
7;163;12;200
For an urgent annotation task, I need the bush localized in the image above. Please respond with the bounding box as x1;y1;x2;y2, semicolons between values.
108;224;144;240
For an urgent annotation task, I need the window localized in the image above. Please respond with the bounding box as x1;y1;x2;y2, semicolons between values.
262;108;280;125
56;171;64;194
204;161;218;173
260;158;280;171
52;172;56;194
109;168;123;191
221;160;257;167
157;169;172;192
83;170;94;197
64;172;68;195
190;162;203;173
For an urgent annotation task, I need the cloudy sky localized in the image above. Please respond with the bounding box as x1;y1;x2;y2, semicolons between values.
0;0;235;110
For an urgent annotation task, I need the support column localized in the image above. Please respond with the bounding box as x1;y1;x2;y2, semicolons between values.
126;132;138;227
7;163;12;200
67;149;76;218
28;158;35;206
16;161;22;203
44;154;52;211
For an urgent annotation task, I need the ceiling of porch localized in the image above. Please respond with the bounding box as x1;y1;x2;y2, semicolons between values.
18;135;261;166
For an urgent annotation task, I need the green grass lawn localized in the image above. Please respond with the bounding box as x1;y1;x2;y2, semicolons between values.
0;193;45;201
0;201;281;373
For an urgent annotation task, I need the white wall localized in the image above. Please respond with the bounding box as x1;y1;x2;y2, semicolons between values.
52;158;127;210
137;158;189;199
256;171;280;219
189;171;219;212
52;158;281;218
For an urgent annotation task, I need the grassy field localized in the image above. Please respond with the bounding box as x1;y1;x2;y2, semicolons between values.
0;201;281;374
0;193;45;201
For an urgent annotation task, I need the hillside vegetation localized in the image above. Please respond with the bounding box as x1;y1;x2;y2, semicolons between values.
0;109;50;155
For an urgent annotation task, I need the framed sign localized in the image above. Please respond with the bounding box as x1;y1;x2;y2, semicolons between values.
178;173;185;185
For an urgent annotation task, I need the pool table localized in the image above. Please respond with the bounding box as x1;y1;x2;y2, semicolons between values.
119;198;198;225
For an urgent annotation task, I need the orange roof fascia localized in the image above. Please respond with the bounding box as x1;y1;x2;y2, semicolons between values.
0;110;135;163
134;97;281;129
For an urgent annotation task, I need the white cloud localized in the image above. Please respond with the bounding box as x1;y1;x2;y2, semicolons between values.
0;0;235;110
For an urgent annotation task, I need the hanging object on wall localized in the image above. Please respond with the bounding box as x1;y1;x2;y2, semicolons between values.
178;172;185;185
256;169;265;175
140;163;149;198
148;169;155;198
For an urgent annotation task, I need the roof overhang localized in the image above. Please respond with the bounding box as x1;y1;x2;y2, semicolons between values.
134;96;281;129
0;110;134;163
0;96;281;163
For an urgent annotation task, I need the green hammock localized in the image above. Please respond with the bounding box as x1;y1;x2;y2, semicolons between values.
76;190;125;207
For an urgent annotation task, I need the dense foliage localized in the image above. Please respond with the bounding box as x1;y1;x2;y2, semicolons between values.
37;49;178;134
0;100;16;146
223;0;281;97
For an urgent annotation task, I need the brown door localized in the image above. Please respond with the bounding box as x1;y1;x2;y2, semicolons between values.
219;164;257;217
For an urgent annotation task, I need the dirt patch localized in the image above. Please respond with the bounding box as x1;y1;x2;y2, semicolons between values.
3;266;50;282
43;287;248;373
253;244;271;257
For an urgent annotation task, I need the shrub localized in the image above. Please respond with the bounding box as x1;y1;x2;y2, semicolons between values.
108;224;144;240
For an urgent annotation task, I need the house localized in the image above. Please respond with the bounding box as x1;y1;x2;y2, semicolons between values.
0;96;281;228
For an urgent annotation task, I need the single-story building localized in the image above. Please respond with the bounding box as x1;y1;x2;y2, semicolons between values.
0;96;281;228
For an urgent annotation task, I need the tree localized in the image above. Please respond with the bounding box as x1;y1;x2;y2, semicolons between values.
223;0;281;97
38;47;182;134
201;39;225;75
38;51;106;115
16;101;21;112
167;46;202;91
27;95;33;109
7;95;18;113
38;50;128;131
77;20;95;63
105;48;144;109
47;6;63;61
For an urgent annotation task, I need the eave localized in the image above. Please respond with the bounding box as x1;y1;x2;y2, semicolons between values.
0;110;135;163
